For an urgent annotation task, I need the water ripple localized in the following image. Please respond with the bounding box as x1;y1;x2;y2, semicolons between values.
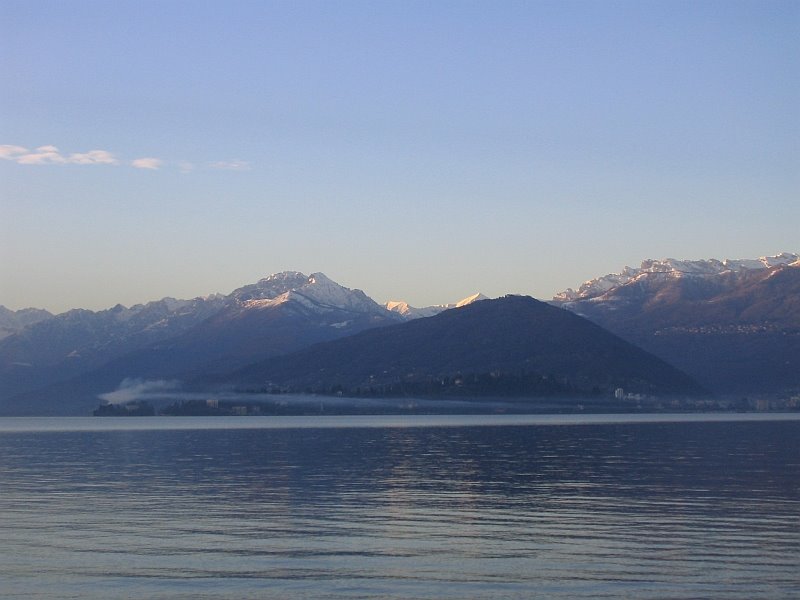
1;416;799;599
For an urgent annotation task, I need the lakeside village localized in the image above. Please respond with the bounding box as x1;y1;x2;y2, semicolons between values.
93;388;800;417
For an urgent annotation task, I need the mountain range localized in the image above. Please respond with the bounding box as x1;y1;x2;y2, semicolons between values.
0;306;53;340
1;252;797;415
385;293;489;319
0;272;411;414
551;253;800;395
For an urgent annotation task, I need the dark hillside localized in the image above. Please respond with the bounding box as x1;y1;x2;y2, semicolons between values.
232;296;705;398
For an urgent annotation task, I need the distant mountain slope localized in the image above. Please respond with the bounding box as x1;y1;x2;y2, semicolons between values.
231;295;705;399
1;270;502;413
1;272;402;415
0;306;53;340
385;293;489;319
555;253;799;303
91;272;401;381
0;296;227;401
553;254;800;395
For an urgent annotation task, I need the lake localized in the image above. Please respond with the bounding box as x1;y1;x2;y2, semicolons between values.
1;413;799;599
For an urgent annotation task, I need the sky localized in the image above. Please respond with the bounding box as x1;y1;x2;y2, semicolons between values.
1;0;798;313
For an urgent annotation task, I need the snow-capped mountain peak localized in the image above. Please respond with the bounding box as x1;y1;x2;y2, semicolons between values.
385;292;489;320
230;271;309;303
285;272;385;315
384;301;443;319
237;272;387;316
455;292;489;308
554;253;799;302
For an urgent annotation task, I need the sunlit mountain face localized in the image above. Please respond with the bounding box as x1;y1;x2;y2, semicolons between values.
552;253;800;396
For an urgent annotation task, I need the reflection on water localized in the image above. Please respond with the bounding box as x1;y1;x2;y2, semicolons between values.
0;416;799;599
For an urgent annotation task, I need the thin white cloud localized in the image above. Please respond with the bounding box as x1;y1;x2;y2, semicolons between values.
0;145;31;160
132;157;163;170
209;159;251;171
16;145;67;164
2;143;251;173
69;150;118;165
0;145;118;165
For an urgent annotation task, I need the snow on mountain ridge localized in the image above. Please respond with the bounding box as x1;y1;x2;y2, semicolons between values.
385;293;489;320
297;272;382;314
0;306;54;340
4;271;390;333
238;272;387;316
555;253;799;302
455;293;490;308
229;271;309;302
385;301;444;319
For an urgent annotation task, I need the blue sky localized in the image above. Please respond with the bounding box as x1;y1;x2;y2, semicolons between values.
2;0;798;313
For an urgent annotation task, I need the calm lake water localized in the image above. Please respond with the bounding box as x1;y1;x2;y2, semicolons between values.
1;413;799;599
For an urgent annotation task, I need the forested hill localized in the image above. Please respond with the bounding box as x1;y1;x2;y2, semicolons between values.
230;295;705;399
